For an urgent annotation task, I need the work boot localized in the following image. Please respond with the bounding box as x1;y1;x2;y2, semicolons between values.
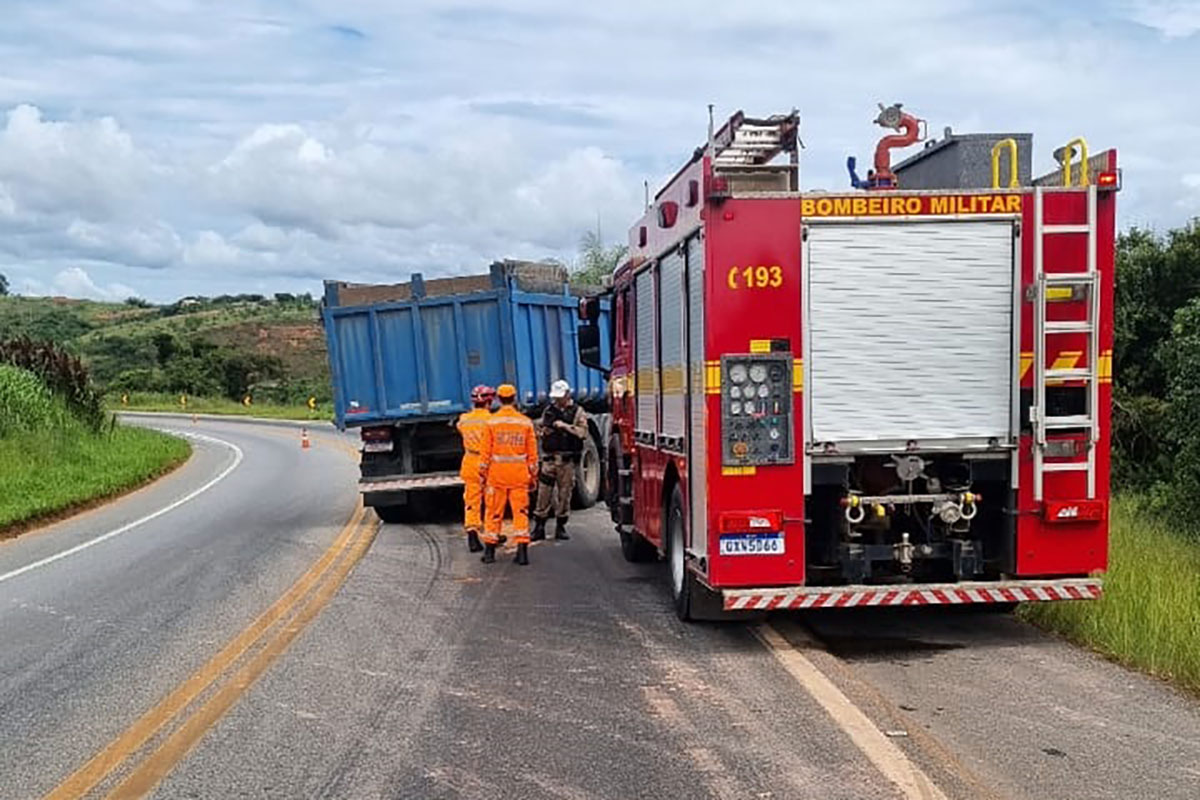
514;543;530;566
530;517;546;542
466;529;483;553
555;517;570;540
481;543;496;564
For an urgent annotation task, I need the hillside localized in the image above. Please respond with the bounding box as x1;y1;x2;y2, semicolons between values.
0;294;330;404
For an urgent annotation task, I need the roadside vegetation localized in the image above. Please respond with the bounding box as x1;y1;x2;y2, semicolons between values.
112;391;331;421
0;292;331;414
0;345;189;534
1022;221;1200;694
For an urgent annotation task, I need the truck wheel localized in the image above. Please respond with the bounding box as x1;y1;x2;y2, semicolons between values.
619;528;657;563
666;484;699;621
571;436;601;509
374;504;409;524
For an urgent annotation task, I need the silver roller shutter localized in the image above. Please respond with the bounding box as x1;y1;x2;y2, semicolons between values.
659;251;686;439
635;267;657;434
806;221;1015;445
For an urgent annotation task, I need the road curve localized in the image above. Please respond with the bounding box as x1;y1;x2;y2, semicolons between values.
2;416;1198;799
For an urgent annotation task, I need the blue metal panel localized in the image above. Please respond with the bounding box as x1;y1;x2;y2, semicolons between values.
324;279;611;427
375;307;420;414
419;303;464;413
329;312;380;425
460;297;508;390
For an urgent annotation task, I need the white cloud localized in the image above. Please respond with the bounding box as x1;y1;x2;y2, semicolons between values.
0;2;1196;301
1123;0;1200;37
26;266;139;301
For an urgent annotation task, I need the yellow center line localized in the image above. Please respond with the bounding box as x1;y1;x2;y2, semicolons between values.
107;512;380;799
43;502;366;800
44;426;365;800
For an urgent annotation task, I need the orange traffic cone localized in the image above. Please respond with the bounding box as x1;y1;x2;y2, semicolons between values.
301;427;311;449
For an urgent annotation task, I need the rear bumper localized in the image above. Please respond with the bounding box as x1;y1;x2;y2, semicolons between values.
721;577;1102;611
359;472;464;494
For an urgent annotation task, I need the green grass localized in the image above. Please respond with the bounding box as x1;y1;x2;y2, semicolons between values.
0;365;191;532
109;392;332;421
1021;496;1200;693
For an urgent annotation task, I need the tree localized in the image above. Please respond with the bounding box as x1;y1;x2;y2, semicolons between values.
0;272;8;296
572;230;627;287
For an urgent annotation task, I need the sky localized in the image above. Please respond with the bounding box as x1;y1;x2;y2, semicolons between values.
0;0;1198;302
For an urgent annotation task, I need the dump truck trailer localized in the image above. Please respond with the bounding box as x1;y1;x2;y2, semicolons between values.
323;261;612;522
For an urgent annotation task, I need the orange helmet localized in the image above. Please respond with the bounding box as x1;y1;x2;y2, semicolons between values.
496;383;517;401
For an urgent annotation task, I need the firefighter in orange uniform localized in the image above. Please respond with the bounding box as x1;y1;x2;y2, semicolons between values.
478;383;539;565
457;384;495;553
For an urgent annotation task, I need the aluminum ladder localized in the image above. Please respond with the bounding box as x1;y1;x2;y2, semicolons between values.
710;111;799;168
1032;184;1100;500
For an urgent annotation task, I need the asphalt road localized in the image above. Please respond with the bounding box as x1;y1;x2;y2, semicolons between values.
2;416;1198;799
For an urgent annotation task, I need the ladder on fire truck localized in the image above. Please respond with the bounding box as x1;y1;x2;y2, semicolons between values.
1032;183;1100;501
709;110;800;169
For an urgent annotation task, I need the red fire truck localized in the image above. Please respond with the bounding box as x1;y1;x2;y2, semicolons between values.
577;105;1117;620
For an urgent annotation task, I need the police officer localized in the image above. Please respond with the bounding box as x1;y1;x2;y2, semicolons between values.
532;379;588;542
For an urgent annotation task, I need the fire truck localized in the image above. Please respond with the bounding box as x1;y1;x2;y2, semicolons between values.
577;104;1117;620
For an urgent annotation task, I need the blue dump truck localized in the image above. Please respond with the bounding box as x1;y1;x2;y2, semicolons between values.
322;260;613;522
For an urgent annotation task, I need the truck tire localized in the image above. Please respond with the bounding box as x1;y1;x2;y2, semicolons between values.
571;436;602;509
619;528;657;563
666;484;705;621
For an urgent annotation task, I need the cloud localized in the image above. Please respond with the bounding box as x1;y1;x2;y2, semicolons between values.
0;1;1196;301
20;266;138;301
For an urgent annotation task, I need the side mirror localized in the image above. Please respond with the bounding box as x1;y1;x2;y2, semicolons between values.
578;295;602;323
578;323;609;375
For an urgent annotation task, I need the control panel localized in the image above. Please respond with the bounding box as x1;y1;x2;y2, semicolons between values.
721;353;794;466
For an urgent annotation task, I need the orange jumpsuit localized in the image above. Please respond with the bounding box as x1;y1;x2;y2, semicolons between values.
479;405;538;545
456;407;491;533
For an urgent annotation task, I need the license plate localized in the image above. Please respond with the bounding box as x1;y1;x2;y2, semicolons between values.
719;532;785;556
362;441;394;453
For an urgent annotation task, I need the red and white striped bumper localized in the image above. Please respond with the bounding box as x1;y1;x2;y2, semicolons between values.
722;578;1102;611
359;473;464;493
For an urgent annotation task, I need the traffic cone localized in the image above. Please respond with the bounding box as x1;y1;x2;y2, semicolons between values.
301;427;311;449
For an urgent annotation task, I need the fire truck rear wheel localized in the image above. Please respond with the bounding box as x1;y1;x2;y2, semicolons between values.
374;504;410;524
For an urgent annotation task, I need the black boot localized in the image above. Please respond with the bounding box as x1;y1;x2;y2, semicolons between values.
481;543;496;564
466;530;483;553
555;517;570;540
530;517;546;542
514;543;529;565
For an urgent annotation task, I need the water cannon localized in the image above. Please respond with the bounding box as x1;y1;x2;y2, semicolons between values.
847;102;926;190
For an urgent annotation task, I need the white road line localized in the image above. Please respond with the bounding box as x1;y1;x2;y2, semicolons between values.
755;624;949;800
0;430;243;586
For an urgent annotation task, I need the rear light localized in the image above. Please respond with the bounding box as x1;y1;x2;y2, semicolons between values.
707;174;730;202
361;426;392;442
638;226;648;247
1097;170;1120;190
1044;500;1106;523
687;179;700;207
719;510;782;533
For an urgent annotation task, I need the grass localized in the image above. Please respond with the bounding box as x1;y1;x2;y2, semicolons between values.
0;364;192;533
108;392;332;421
1020;496;1200;694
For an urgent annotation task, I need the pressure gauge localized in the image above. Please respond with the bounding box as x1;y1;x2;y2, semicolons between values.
770;364;785;381
729;363;748;384
730;401;742;416
757;383;770;398
729;385;742;400
749;364;768;384
769;427;781;441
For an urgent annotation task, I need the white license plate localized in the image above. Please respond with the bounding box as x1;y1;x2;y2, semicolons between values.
362;441;394;453
718;533;785;556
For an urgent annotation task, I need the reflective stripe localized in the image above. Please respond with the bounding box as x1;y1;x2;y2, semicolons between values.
491;454;527;463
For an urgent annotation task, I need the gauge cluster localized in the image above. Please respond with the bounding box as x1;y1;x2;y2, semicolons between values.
721;353;794;466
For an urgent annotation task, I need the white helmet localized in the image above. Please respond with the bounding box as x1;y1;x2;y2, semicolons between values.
549;379;571;399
